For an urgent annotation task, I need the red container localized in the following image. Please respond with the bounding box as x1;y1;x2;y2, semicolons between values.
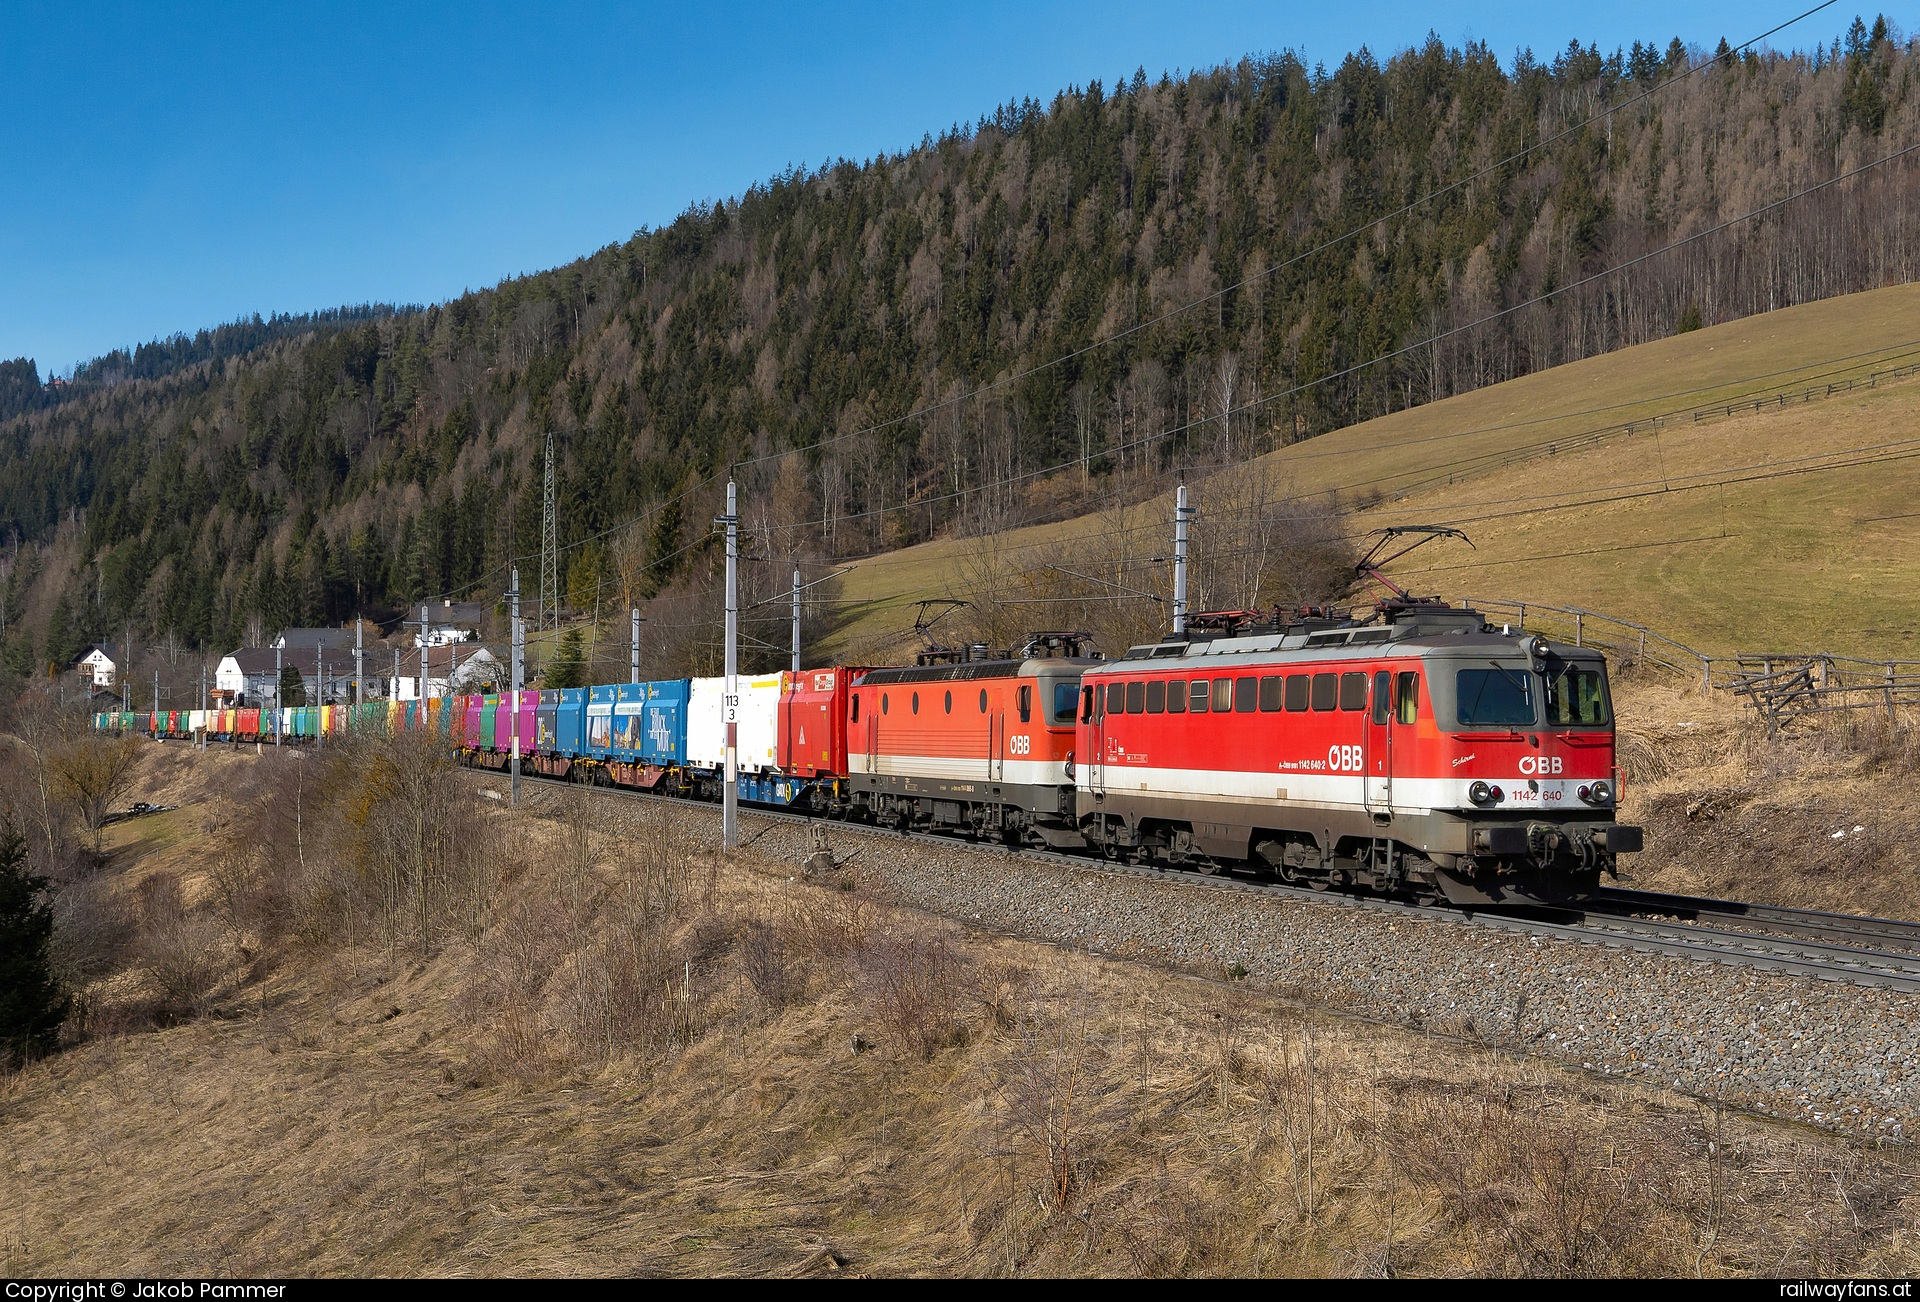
780;666;862;777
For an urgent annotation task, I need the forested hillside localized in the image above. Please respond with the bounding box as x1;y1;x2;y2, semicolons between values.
3;18;1917;671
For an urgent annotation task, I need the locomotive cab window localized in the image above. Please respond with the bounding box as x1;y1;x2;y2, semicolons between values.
851;695;861;723
1081;686;1095;723
1018;685;1032;723
1371;671;1391;725
1145;680;1165;713
1190;680;1210;713
1545;665;1611;726
1455;667;1536;727
1168;679;1187;714
1395;671;1420;725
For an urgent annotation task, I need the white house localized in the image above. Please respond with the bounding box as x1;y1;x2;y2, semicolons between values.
395;644;501;701
216;646;360;706
412;600;485;649
214;649;283;704
77;643;122;689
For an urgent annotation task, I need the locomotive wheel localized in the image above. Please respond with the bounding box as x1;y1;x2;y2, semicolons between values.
1193;857;1221;876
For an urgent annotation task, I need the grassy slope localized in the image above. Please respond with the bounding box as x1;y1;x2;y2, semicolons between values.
5;744;1918;1278
822;282;1920;662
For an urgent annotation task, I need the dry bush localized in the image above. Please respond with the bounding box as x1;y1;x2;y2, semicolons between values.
740;915;798;1010
858;925;968;1059
245;734;508;954
132;876;226;1021
996;994;1109;1211
785;889;873;962
1379;1073;1658;1276
1830;711;1920;775
43;868;132;993
454;792;718;1080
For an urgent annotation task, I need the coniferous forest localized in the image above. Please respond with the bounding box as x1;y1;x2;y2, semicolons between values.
3;21;1918;672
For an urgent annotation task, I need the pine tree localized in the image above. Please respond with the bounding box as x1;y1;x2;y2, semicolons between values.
279;663;307;707
0;819;68;1068
544;626;587;689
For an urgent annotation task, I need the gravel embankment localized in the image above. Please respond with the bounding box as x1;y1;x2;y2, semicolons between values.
505;780;1920;1138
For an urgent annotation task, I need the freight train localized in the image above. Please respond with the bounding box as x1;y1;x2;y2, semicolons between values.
98;597;1641;905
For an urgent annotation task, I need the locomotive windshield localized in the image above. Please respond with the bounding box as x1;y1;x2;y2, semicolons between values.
1544;664;1611;726
1053;682;1078;723
1455;667;1536;727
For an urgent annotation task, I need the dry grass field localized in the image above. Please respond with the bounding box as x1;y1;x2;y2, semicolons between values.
5;741;1920;1278
819;282;1920;663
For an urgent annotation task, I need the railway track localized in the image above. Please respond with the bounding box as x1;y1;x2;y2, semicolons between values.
472;765;1920;997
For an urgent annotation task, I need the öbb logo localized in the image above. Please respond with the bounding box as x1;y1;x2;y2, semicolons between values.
1518;754;1564;775
1327;745;1363;773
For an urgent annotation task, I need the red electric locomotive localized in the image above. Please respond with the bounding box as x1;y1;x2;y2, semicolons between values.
848;634;1098;843
1076;599;1641;903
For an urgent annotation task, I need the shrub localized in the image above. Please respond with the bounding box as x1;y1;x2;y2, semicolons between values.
0;819;69;1066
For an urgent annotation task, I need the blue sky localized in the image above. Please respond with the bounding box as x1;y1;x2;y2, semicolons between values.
0;1;1893;372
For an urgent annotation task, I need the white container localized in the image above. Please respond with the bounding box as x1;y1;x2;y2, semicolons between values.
686;677;724;769
686;673;787;773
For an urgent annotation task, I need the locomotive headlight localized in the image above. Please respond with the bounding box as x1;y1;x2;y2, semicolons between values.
1468;780;1495;805
1528;635;1550;658
1581;780;1613;806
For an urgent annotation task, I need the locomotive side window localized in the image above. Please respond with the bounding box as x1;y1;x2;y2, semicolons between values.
911;692;920;714
1190;680;1210;713
1311;673;1338;711
1545;666;1611;726
944;690;953;714
1395;672;1420;725
1212;678;1233;712
980;688;988;713
1339;673;1368;711
1168;679;1187;713
851;695;861;722
1145;680;1165;713
1285;674;1310;711
882;693;889;715
1107;683;1125;715
1125;681;1146;714
1234;677;1256;713
1018;684;1032;722
1258;675;1283;712
1372;671;1391;724
1456;668;1535;726
1081;686;1095;723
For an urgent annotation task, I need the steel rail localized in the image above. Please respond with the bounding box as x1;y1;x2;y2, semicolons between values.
466;764;1920;996
1598;886;1920;952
